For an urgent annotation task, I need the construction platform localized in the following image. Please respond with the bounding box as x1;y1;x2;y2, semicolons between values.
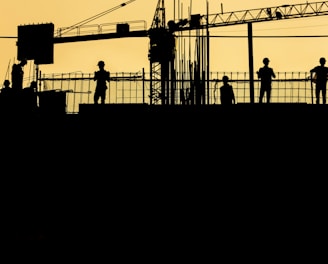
1;102;327;139
1;102;326;240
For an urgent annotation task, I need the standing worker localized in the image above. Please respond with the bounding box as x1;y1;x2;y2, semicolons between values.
1;80;12;102
220;75;236;105
11;59;27;91
93;60;110;104
257;57;276;103
310;57;328;104
1;79;12;94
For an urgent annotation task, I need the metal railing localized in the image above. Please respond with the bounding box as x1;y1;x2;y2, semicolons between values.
38;71;313;114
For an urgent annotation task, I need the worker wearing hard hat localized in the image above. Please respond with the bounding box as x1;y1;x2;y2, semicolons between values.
93;60;110;104
310;57;328;104
257;57;276;103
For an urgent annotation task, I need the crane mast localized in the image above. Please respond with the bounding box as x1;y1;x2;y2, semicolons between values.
148;0;175;105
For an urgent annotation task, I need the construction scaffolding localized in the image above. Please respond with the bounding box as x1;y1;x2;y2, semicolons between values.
36;70;313;114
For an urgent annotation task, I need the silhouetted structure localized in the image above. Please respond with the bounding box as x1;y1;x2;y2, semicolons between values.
11;59;27;91
257;57;276;103
220;76;236;105
3;1;328;241
310;57;328;104
93;60;110;104
180;88;186;105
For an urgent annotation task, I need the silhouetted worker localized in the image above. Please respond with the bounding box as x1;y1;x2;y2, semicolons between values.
310;57;328;104
0;79;14;109
93;60;110;104
1;80;12;105
11;59;27;91
257;57;276;103
220;75;236;105
1;79;12;94
24;80;37;91
23;81;38;111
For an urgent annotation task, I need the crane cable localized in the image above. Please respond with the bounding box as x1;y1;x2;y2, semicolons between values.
55;0;137;37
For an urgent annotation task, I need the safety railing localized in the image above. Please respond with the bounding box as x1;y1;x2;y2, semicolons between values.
38;71;313;114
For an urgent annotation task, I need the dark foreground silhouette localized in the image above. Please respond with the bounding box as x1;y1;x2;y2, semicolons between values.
1;103;326;241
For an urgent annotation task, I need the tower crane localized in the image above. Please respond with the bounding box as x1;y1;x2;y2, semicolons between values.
16;1;328;104
148;0;176;105
147;0;328;105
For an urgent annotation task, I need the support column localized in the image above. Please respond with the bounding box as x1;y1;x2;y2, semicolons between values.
248;22;254;104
